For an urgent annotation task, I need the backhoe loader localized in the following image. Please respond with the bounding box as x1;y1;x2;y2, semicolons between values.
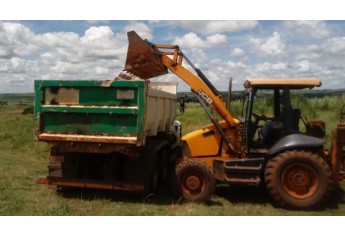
124;31;345;209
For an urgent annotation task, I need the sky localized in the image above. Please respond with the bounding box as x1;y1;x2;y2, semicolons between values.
1;20;345;93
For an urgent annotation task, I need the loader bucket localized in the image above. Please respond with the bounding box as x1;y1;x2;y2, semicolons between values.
124;31;168;80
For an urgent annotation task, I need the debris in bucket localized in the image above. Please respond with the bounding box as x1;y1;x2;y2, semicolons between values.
114;71;142;81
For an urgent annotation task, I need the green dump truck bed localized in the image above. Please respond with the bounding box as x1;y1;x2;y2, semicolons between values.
34;80;177;147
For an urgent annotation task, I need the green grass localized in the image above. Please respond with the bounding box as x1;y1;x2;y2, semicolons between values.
1;97;345;215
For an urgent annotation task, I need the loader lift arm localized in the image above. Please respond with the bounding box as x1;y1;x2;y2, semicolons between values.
124;31;239;152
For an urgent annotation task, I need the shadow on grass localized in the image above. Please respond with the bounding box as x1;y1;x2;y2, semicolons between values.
212;184;272;205
57;182;273;207
212;183;345;212
323;185;345;209
57;182;177;205
56;181;345;211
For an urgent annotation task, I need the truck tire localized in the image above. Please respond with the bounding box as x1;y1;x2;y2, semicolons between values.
158;149;169;184
265;150;332;209
175;159;215;202
143;152;159;195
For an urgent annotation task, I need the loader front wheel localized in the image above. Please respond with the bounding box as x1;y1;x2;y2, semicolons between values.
175;159;215;202
265;150;332;209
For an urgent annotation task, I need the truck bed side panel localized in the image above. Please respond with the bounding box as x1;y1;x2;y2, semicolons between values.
34;80;177;146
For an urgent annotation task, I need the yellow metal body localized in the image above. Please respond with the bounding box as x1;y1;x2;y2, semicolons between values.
179;120;241;168
244;78;321;88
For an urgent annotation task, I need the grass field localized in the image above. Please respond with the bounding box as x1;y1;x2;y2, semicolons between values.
1;96;345;216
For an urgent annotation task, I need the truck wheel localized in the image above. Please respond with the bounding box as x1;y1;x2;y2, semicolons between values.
158;149;169;184
144;153;159;195
175;159;215;202
265;150;332;209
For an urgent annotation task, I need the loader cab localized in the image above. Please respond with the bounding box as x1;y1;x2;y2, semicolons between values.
244;86;294;149
242;79;322;152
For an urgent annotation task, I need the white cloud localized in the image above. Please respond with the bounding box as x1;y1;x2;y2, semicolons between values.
39;32;79;48
296;60;312;72
283;21;329;38
82;26;114;42
0;22;38;58
52;61;86;75
205;21;258;34
296;53;319;61
255;62;288;72
0;23;132;92
231;48;245;57
168;21;258;35
231;48;246;59
206;34;227;45
322;37;345;55
37;26;127;64
295;44;320;61
173;32;227;48
0;47;12;58
80;26;126;59
190;48;207;64
124;22;152;40
0;57;39;73
173;33;206;48
40;52;55;65
95;66;110;75
250;32;285;56
226;61;247;69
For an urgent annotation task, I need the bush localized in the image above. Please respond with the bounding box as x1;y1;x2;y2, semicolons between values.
0;101;8;107
22;106;34;115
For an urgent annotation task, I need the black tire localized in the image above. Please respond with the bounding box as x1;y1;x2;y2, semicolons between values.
158;149;169;184
265;150;332;209
143;152;159;195
175;159;215;202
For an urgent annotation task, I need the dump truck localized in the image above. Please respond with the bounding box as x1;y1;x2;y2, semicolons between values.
121;31;345;209
35;79;181;194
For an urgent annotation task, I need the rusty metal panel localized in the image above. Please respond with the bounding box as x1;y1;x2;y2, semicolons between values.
336;125;345;145
117;89;135;100
36;176;144;191
39;133;137;144
49;141;139;156
45;87;79;105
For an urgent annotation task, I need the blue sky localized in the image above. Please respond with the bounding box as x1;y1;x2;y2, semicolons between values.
1;20;345;93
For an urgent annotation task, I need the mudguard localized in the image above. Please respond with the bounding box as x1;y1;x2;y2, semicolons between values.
268;133;325;156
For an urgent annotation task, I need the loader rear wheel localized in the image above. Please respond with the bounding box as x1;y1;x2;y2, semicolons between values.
175;159;215;202
265;150;332;209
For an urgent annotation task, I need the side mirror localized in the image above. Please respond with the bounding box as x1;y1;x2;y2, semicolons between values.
179;97;185;114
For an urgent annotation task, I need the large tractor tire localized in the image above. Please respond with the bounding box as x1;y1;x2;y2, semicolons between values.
175;159;215;202
265;150;332;209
